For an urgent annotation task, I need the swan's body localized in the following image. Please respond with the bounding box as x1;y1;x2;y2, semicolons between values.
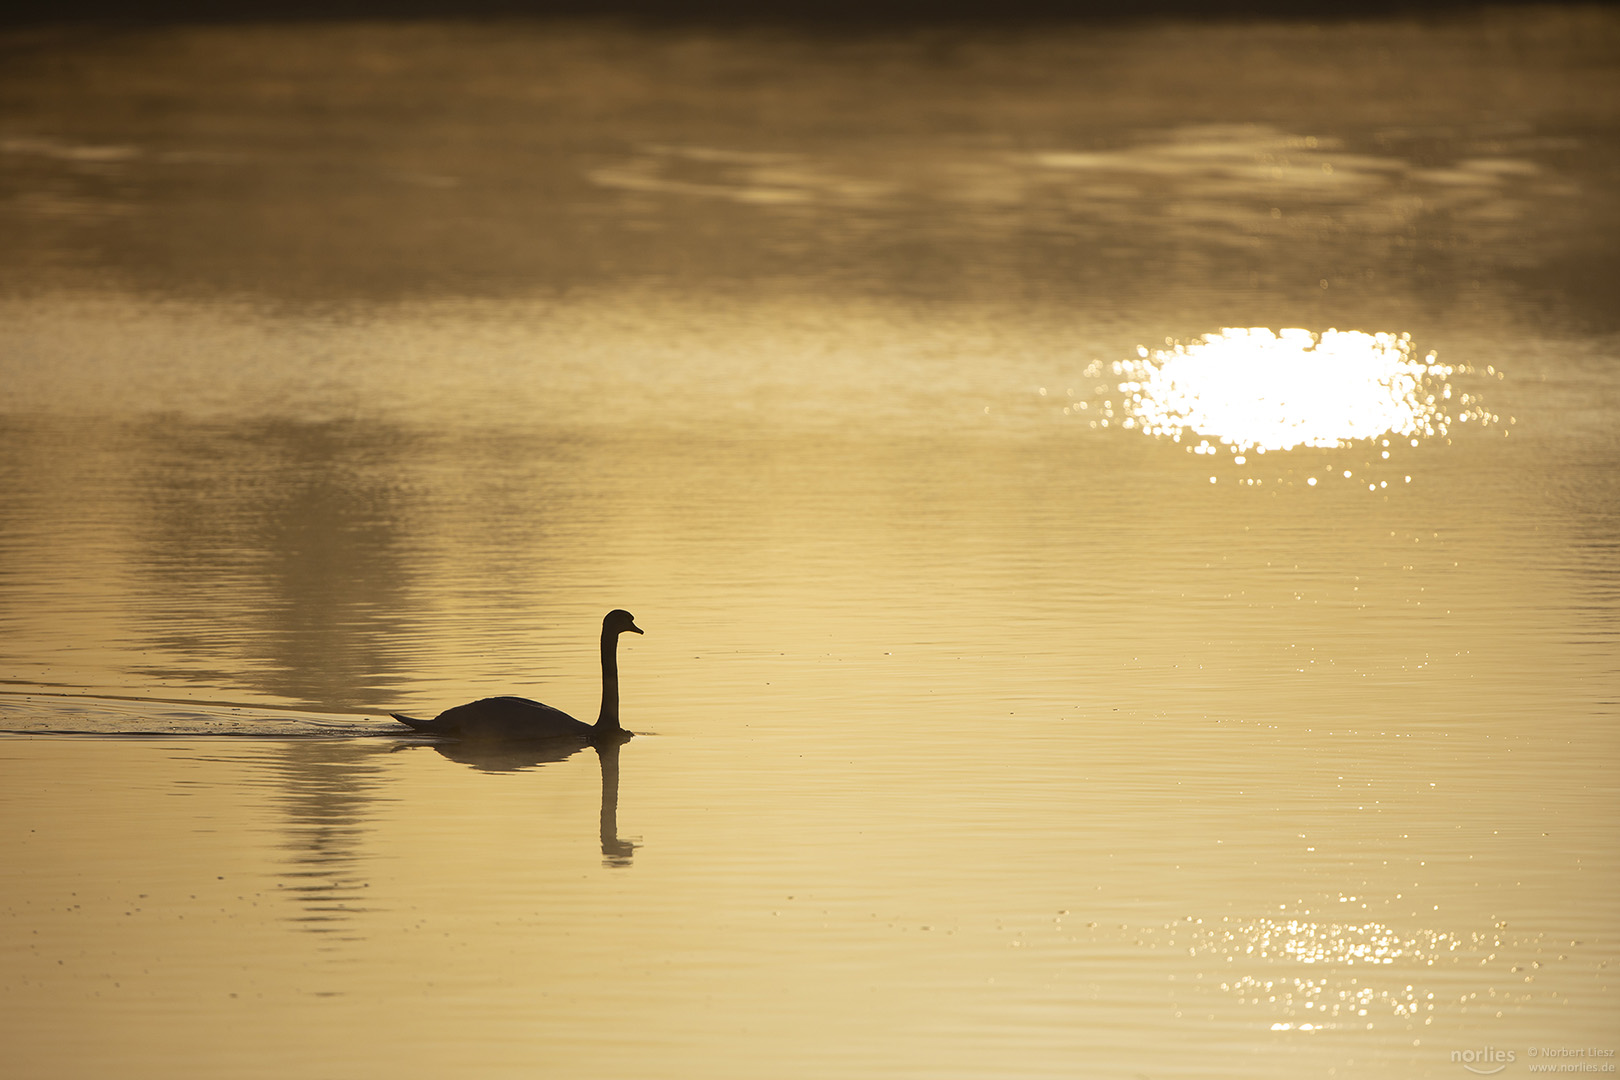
392;609;643;742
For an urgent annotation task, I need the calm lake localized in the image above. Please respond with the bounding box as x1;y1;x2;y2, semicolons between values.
1;9;1617;1078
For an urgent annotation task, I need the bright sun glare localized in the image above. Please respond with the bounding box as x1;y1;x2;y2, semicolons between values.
1103;328;1498;455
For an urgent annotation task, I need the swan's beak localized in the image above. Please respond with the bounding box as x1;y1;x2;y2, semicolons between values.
627;621;644;635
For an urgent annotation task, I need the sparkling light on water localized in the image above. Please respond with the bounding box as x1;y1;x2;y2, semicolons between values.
1099;328;1499;455
1115;910;1556;1035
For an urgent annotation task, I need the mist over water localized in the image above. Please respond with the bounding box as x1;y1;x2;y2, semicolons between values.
1;10;1617;1079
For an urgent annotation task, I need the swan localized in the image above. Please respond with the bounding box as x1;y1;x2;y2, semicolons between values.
392;609;643;742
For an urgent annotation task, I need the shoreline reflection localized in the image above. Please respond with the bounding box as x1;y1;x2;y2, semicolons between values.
267;740;388;936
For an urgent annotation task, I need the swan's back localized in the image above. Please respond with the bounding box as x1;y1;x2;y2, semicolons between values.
394;696;591;741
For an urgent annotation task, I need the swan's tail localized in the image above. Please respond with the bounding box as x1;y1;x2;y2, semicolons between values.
391;712;441;732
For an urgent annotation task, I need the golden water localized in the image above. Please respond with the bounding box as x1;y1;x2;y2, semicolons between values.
1;11;1617;1078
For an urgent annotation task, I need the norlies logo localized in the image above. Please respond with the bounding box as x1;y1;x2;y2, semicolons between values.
1452;1047;1516;1075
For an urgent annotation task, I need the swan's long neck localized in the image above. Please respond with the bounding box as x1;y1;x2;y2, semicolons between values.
596;628;621;729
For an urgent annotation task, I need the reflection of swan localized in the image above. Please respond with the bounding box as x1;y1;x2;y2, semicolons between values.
410;734;640;866
391;610;643;742
422;738;589;773
596;740;638;867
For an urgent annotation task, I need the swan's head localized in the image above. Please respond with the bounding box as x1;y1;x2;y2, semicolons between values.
605;609;644;636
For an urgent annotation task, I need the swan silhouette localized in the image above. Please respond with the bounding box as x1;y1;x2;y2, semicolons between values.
392;609;643;742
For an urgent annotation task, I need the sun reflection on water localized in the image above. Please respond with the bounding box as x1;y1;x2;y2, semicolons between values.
1118;910;1555;1034
1076;328;1505;485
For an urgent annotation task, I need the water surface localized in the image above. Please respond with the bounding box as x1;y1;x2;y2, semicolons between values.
1;10;1617;1078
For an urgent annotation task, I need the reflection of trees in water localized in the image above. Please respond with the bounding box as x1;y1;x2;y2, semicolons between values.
126;420;408;933
132;419;414;710
265;739;388;936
